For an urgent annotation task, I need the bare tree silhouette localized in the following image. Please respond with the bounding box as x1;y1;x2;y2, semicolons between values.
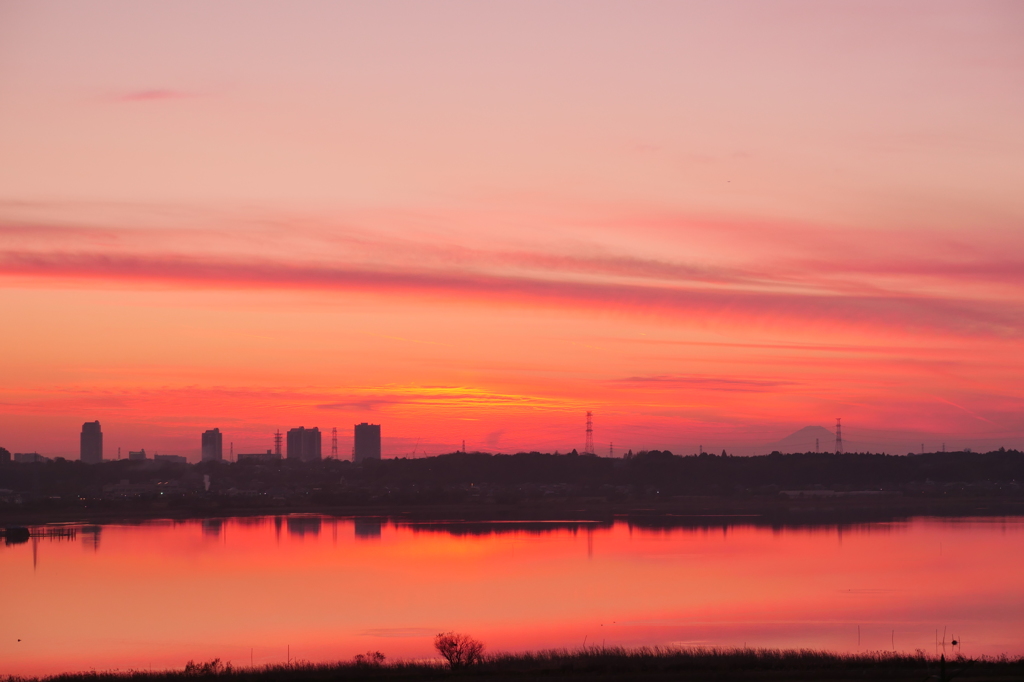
434;632;484;669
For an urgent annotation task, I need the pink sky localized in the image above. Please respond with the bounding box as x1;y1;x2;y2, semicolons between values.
1;1;1023;458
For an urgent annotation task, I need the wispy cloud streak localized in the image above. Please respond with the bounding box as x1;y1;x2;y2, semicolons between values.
114;89;195;103
1;248;1020;338
3;214;1024;341
612;375;798;392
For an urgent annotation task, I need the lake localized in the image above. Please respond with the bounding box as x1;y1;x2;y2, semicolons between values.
2;515;1022;676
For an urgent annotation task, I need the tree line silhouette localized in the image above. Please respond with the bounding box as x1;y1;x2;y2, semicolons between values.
1;449;1021;521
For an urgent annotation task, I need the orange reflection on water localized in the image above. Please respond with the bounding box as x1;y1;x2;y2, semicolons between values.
1;516;1022;676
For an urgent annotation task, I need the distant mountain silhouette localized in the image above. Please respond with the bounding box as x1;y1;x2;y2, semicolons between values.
765;425;836;454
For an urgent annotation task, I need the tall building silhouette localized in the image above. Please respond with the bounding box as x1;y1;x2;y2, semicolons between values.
354;423;381;463
286;427;322;462
80;421;103;464
201;428;223;462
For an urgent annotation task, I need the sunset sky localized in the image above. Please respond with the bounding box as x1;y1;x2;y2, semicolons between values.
2;1;1023;459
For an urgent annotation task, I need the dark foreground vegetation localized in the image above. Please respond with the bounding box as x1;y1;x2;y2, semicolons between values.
2;449;1022;526
16;648;1024;682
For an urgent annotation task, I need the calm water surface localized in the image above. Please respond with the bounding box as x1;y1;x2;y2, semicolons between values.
2;516;1022;675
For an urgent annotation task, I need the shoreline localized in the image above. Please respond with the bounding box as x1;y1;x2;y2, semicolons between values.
12;647;1024;682
4;495;1024;529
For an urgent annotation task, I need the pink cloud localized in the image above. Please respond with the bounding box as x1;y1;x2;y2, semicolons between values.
1;248;1020;339
115;89;193;103
2;216;1023;344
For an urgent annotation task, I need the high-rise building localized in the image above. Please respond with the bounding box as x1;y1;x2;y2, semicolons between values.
80;421;103;464
201;428;223;462
353;423;381;463
286;427;321;462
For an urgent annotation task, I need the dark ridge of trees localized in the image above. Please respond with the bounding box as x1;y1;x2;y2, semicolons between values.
296;447;1022;488
337;447;1020;489
0;448;1022;491
1;449;1021;522
343;448;1024;490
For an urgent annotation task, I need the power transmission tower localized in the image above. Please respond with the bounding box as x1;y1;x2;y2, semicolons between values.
609;441;614;457
584;411;594;455
331;427;338;459
835;418;843;454
274;429;282;457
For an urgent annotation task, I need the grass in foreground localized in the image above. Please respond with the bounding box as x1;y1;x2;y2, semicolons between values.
10;647;1024;682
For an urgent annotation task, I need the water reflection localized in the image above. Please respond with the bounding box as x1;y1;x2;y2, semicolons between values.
202;518;223;537
235;516;269;528
403;520;607;536
286;516;321;538
3;526;30;545
81;525;101;551
353;518;382;538
1;515;1022;677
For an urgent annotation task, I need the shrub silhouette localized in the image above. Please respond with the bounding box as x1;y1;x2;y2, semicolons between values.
434;632;484;668
354;651;386;666
183;658;231;675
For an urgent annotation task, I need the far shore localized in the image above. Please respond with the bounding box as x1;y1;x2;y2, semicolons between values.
4;494;1024;529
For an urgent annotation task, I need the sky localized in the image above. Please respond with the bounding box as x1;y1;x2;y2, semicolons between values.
1;0;1023;459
